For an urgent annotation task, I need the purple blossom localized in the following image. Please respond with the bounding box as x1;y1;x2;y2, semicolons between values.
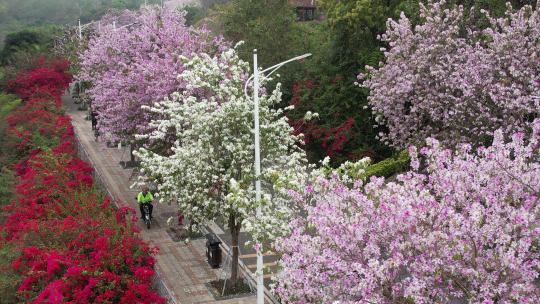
78;6;227;142
361;2;540;148
275;120;540;303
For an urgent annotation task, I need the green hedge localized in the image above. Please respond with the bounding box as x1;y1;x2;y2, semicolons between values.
319;149;411;182
0;167;14;201
0;66;5;86
0;93;21;198
0;93;20;299
360;149;410;180
0;93;21;119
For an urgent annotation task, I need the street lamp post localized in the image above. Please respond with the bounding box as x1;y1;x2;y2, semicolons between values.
78;19;82;40
252;50;263;304
79;20;100;39
244;50;311;304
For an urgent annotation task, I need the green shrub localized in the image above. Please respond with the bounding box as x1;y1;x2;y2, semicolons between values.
183;5;206;26
0;168;14;203
360;149;410;180
0;93;21;119
0;164;18;303
0;66;5;87
0;93;21;167
0;243;21;304
0;96;17;301
318;150;410;183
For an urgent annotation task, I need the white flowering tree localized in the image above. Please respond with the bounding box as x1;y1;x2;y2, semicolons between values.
134;47;308;284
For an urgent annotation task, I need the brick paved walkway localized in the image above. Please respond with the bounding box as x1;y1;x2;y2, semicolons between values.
63;93;258;304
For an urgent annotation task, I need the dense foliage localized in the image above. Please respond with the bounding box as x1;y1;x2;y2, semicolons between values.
0;58;164;303
0;26;62;88
211;0;298;68
286;0;536;164
48;0;540;302
283;0;409;164
0;93;20;213
274;2;540;302
317;149;411;182
0;93;20;120
275;120;540;303
0;0;148;49
135;46;309;283
1;28;58;64
205;0;384;164
79;6;226;144
7;56;71;100
362;1;540;148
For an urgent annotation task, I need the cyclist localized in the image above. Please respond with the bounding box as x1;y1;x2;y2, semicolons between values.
137;186;154;220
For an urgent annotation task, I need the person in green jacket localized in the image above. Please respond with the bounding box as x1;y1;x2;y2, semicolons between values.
137;186;154;220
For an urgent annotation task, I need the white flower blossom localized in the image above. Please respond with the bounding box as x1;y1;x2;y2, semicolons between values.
134;46;309;245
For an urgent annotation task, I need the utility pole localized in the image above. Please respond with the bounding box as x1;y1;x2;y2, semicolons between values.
78;19;82;40
252;49;264;304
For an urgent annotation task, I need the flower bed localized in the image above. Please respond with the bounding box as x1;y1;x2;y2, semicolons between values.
1;58;165;303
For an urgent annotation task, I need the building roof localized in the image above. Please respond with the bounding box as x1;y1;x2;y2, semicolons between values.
289;0;316;8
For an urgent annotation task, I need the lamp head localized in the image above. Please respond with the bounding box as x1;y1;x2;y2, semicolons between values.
295;53;312;60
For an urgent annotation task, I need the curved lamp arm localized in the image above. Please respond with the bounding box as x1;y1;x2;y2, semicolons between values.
243;53;311;100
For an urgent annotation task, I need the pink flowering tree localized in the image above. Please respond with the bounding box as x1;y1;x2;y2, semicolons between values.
78;6;226;147
274;120;540;303
361;1;540;148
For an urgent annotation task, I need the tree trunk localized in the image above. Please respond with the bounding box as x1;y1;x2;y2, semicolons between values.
130;142;136;164
229;213;242;286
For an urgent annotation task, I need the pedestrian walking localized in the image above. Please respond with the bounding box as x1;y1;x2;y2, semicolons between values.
90;108;98;130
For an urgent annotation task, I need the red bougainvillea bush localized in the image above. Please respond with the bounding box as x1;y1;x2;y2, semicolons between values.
1;58;165;303
7;56;72;102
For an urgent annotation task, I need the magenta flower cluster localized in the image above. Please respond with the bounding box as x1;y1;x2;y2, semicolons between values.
78;7;226;142
275;119;540;303
361;2;540;148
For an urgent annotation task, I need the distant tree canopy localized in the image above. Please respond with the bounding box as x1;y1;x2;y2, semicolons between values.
183;5;206;26
0;0;143;24
284;0;537;164
0;26;61;88
1;31;42;59
0;28;59;65
211;0;298;68
200;0;229;10
0;0;148;49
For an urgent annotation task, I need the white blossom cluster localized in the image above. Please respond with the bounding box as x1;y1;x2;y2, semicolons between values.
134;46;309;244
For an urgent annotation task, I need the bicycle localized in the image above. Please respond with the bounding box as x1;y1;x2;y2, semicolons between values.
142;203;152;229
